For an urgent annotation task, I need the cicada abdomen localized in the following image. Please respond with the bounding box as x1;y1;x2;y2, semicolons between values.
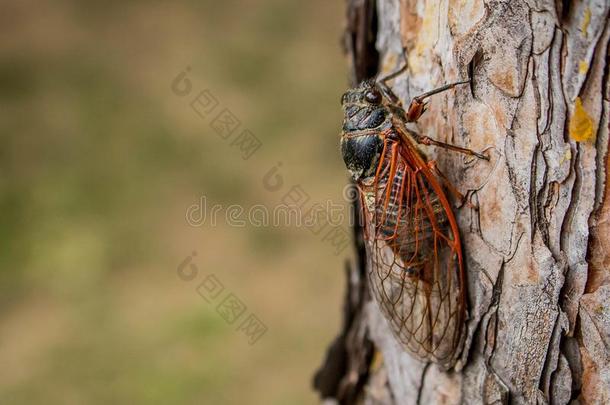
340;79;472;368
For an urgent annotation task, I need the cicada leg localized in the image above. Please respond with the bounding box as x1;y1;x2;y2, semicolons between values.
378;64;407;106
377;47;408;107
401;124;488;161
414;133;489;161
406;80;470;122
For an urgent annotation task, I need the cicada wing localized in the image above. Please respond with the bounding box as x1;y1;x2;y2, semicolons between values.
363;136;466;367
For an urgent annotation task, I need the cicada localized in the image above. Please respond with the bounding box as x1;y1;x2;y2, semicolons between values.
340;67;486;368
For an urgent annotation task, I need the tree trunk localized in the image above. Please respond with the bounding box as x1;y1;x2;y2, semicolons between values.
314;0;610;404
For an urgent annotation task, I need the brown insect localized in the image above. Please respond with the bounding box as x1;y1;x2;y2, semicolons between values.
340;65;487;368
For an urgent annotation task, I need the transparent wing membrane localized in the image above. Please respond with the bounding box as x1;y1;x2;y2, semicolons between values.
362;132;465;367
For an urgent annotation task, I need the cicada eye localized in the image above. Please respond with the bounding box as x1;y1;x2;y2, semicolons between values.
341;92;349;105
365;89;382;104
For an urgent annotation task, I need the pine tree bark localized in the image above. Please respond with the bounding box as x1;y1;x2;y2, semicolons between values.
315;1;610;404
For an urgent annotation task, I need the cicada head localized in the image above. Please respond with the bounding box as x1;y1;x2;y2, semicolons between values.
340;80;391;181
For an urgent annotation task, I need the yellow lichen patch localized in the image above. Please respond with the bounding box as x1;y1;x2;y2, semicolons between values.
581;7;591;38
569;97;595;142
579;60;589;75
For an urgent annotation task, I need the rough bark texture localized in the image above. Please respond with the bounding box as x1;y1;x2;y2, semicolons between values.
315;0;610;404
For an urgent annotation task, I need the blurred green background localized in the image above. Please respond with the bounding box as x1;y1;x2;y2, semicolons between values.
0;1;350;403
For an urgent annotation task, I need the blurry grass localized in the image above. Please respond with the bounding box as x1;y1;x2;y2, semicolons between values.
0;0;348;404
